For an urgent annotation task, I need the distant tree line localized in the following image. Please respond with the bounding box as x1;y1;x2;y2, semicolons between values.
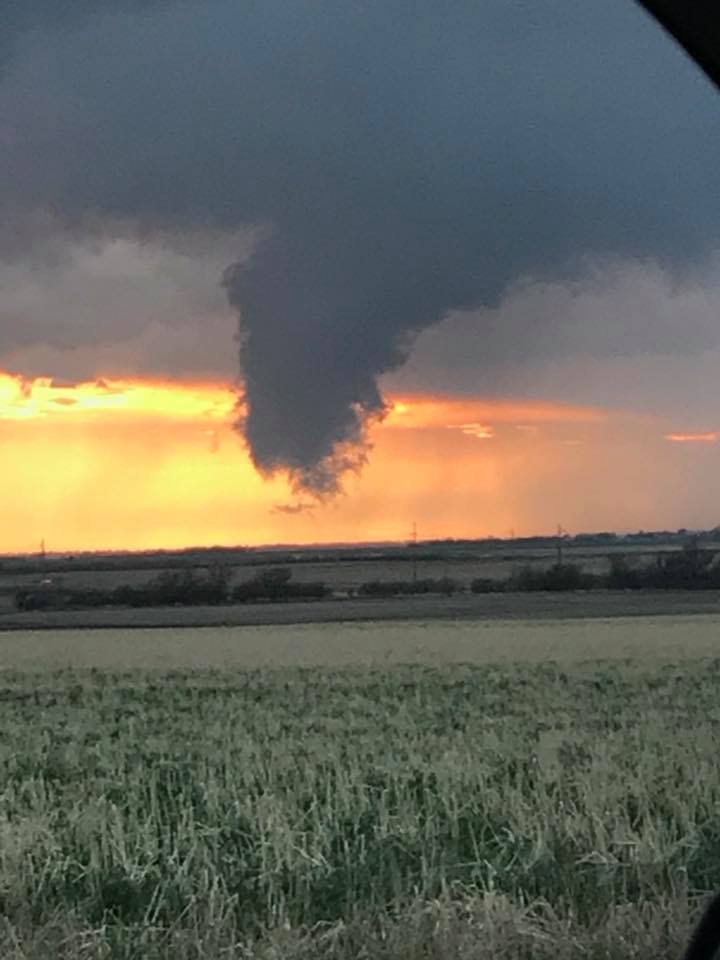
15;566;329;612
14;541;720;612
355;542;720;598
357;577;461;597
471;540;720;594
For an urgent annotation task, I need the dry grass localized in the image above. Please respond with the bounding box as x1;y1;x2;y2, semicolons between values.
0;891;702;958
0;613;720;669
0;656;718;956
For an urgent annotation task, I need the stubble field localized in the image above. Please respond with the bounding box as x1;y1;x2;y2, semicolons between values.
1;616;720;958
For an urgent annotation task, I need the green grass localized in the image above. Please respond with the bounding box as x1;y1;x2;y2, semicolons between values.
0;658;719;957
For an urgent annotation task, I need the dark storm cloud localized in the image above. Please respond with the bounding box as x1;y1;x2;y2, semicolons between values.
1;0;719;489
386;257;720;423
1;1;164;61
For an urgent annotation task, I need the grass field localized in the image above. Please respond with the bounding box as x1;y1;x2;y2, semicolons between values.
0;619;719;957
1;613;720;670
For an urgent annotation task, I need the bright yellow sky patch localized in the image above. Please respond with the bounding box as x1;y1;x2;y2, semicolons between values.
0;373;236;421
0;372;714;552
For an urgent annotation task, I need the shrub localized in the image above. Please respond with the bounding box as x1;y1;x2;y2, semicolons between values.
358;577;461;597
606;555;643;590
508;563;593;592
232;568;329;603
470;577;504;593
604;542;720;590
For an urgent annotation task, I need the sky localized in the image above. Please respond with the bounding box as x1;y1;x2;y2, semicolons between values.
1;1;719;551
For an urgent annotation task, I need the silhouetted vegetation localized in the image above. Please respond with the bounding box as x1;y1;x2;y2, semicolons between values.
468;541;720;594
469;577;500;594
507;562;596;592
14;540;720;612
118;565;231;607
358;577;460;597
605;540;720;590
470;563;594;593
232;567;329;602
15;566;329;611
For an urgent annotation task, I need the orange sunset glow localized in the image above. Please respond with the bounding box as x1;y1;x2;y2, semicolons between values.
0;371;715;553
665;432;720;444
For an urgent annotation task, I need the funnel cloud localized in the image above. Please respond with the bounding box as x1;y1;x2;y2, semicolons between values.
1;1;719;490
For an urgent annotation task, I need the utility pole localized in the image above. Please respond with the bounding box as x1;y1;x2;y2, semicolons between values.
410;521;418;583
556;524;565;565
